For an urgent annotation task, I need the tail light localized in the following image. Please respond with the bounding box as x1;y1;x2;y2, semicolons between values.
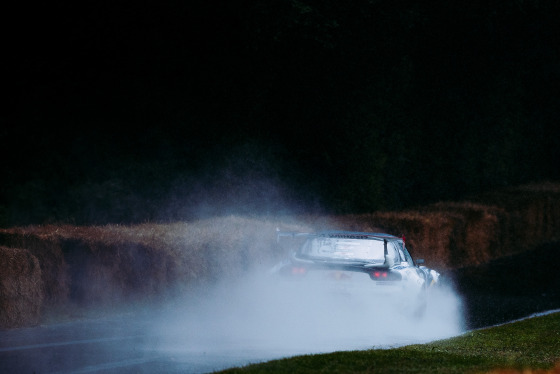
291;266;307;275
369;270;401;281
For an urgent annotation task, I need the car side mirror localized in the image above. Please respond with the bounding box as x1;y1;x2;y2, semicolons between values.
416;258;425;265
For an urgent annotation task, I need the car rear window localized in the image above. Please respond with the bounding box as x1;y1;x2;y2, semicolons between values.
300;237;386;262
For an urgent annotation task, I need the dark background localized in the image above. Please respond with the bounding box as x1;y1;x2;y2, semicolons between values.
3;0;560;226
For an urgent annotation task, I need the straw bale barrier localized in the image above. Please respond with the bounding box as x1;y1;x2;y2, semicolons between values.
0;246;43;328
335;183;560;269
0;217;305;327
0;182;558;328
0;231;69;306
334;203;507;269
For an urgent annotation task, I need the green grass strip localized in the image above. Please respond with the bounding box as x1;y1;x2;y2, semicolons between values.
218;312;560;373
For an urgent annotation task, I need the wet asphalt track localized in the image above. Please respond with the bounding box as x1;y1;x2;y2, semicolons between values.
1;242;559;374
2;308;429;374
0;315;281;374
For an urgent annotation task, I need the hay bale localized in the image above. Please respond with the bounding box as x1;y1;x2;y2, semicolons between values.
0;231;69;305
0;246;44;329
423;202;505;267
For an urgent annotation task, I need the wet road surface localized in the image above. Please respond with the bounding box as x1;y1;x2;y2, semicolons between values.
0;310;449;374
0;287;460;374
0;314;283;374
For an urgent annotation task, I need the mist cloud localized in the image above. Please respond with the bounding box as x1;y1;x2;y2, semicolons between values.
151;268;464;366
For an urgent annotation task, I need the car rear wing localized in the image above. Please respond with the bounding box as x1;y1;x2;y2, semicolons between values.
276;229;404;243
275;229;315;243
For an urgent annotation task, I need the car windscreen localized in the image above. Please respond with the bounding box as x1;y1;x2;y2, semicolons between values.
299;237;386;262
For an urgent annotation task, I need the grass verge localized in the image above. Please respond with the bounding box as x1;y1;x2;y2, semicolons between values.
218;312;560;374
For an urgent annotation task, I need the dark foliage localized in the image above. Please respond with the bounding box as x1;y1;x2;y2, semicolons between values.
2;0;560;225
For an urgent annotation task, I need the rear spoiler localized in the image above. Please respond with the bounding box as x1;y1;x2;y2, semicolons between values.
276;229;315;243
276;229;404;243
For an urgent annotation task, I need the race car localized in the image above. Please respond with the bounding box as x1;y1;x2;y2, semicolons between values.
271;230;440;317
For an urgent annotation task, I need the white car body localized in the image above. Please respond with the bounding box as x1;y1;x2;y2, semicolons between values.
272;230;440;317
